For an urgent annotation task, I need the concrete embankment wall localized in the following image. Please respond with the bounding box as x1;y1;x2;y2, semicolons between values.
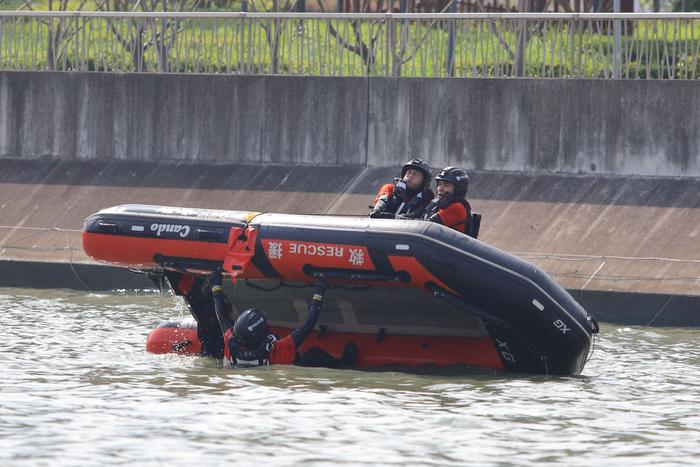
2;71;699;176
0;72;698;326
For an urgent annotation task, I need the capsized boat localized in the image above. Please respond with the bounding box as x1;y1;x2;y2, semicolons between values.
82;204;599;375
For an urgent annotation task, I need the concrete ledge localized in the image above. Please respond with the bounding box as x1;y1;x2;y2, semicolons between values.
0;260;156;291
569;290;700;327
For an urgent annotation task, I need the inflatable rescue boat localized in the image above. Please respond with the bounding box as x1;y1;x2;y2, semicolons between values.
82;204;599;375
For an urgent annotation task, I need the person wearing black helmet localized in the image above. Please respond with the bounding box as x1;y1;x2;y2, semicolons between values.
422;166;480;238
207;270;356;368
369;158;434;219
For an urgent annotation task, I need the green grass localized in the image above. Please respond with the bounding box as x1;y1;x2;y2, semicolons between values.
0;0;246;11
1;0;88;10
0;10;698;78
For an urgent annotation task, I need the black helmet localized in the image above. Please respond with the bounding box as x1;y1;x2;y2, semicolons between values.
233;308;268;347
435;167;469;198
401;158;432;189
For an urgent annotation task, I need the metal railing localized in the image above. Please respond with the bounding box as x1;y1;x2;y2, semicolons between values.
1;11;698;79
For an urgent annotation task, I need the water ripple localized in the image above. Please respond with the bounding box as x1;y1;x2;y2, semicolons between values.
0;288;698;466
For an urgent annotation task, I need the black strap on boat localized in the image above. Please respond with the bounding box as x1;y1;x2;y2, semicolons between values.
154;254;223;273
425;282;507;327
304;265;410;283
127;268;168;292
425;282;549;373
244;280;308;292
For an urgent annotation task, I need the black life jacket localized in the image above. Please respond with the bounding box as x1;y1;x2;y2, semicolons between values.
423;197;481;239
383;185;429;217
463;200;482;239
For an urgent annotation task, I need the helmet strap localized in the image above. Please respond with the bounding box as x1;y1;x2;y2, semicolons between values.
232;334;277;367
437;192;456;209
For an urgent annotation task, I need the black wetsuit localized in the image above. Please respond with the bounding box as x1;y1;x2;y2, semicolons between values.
209;271;327;366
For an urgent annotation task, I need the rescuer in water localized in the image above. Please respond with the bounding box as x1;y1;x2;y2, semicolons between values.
369;158;434;219
208;269;356;368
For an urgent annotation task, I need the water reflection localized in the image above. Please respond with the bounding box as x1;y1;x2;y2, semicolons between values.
0;288;698;466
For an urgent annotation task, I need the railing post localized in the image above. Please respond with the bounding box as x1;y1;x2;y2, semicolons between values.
388;14;395;76
0;11;696;79
160;13;168;72
239;14;245;73
613;0;622;78
516;0;528;77
446;0;456;77
74;15;79;71
46;17;55;70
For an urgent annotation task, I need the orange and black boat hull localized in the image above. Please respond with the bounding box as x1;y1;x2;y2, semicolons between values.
83;204;598;375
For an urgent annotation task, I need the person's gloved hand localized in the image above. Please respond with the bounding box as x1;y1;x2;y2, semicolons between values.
209;268;222;289
393;180;407;200
369;196;390;218
370;211;396;220
313;280;330;297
